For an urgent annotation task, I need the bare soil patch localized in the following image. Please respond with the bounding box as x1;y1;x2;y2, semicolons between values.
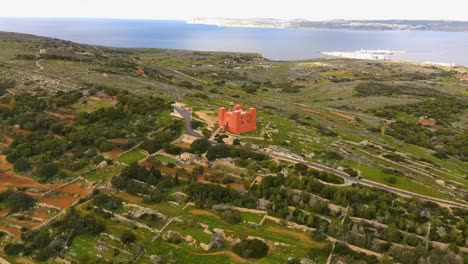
0;208;10;217
189;209;219;218
116;192;142;203
104;148;124;158
60;183;90;196
157;166;177;176
45;110;77;120
39;195;79;209
0;155;13;171
0;171;61;192
195;110;217;128
174;142;191;149
31;210;52;221
0;226;21;239
110;138;128;144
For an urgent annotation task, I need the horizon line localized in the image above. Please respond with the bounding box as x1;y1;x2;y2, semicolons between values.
1;16;467;23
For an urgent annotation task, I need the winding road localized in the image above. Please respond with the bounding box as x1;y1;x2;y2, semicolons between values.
173;103;465;209
263;150;467;209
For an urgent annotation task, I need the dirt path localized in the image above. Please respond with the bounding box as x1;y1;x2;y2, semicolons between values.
167;243;246;263
265;226;327;248
195;110;217;128
189;209;220;219
166;68;208;84
194;251;246;263
35;59;44;71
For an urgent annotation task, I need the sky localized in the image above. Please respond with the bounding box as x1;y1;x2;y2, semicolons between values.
0;0;467;21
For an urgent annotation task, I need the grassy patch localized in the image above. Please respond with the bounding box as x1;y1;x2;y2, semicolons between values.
347;162;448;199
71;96;116;113
115;150;147;165
153;155;177;164
240;212;265;224
84;165;123;182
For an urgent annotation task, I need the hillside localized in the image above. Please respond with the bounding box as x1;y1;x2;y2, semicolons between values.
0;32;467;264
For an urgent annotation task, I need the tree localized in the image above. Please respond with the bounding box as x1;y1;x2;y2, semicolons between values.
220;210;241;224
4;243;23;256
191;138;211;154
232;239;269;259
119;230;136;245
233;138;241;145
206;144;231;161
13;157;31;172
0;191;36;213
37;162;59;178
294;163;308;175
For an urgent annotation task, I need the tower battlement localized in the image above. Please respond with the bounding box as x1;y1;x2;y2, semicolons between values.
218;104;257;134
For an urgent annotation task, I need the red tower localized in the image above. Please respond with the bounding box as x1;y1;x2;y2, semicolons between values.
218;104;257;134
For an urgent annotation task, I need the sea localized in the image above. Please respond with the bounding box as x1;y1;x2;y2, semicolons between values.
0;18;467;66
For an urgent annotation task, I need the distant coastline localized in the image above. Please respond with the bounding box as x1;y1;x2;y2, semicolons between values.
0;18;467;65
187;18;468;32
321;50;460;68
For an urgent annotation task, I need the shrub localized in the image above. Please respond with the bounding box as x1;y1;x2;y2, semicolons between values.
4;243;23;256
232;239;269;259
0;191;36;213
120;230;136;245
206;144;231;161
190;138;211;154
220;210;241;224
37;162;59;178
13;157;31;172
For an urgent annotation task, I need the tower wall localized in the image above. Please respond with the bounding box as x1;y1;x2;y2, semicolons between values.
217;105;257;134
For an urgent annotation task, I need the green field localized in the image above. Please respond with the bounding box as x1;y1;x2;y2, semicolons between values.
347;162;448;199
84;165;123;182
71;97;116;113
153;155;177;164
115;150;147;165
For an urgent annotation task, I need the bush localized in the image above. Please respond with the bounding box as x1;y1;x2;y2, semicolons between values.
220;210;241;224
190;138;211;154
206;144;231;161
93;193;123;211
232;239;269;259
13;157;31;172
37;162;59;178
119;230;136;245
164;145;183;155
4;243;23;256
0;191;36;213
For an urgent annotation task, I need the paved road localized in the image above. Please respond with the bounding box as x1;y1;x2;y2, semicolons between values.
264;151;467;209
172;105;203;138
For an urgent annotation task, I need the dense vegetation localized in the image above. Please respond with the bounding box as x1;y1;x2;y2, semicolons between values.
4;209;105;261
1;89;182;181
371;98;468;124
386;121;467;161
355;82;451;98
0;33;467;264
0;191;35;213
